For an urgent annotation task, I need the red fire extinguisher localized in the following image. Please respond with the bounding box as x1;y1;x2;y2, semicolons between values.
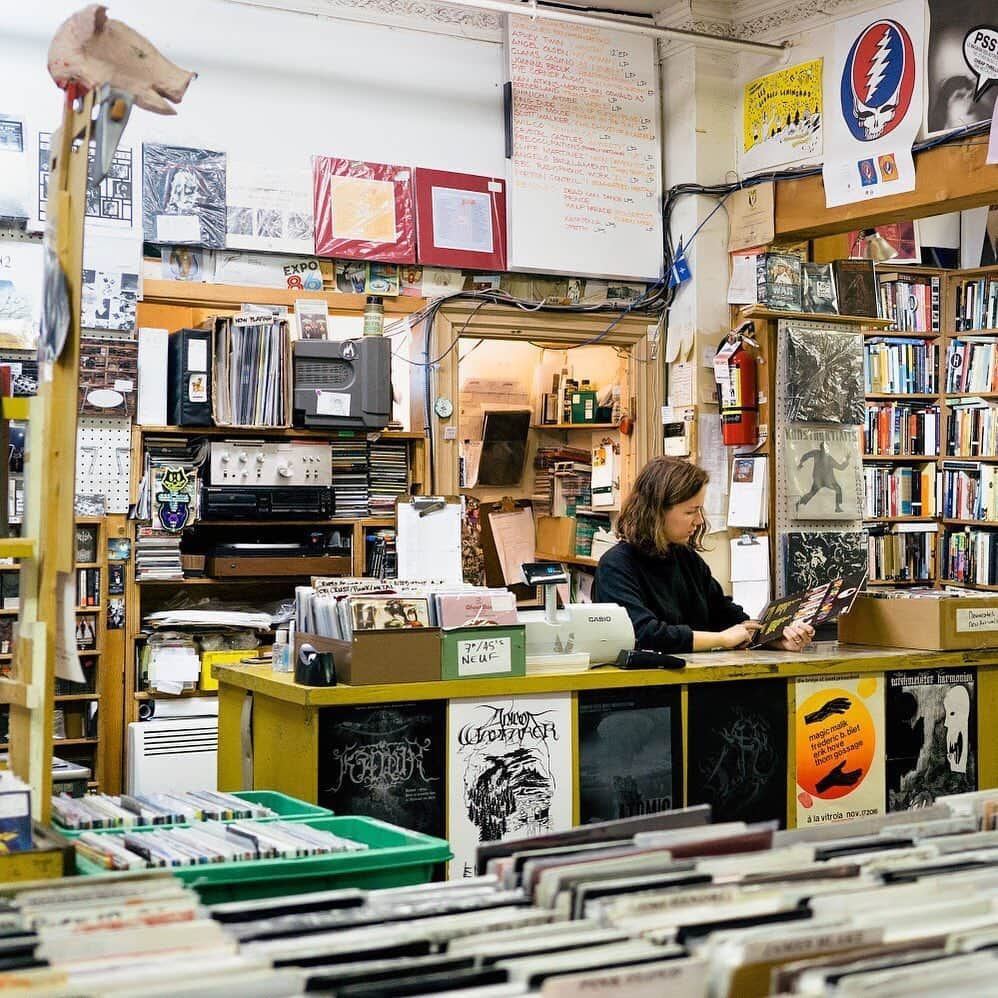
713;321;759;447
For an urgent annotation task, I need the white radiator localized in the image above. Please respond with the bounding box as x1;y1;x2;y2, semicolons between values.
126;717;218;794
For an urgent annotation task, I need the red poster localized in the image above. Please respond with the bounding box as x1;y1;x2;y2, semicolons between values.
312;156;415;263
413;168;507;271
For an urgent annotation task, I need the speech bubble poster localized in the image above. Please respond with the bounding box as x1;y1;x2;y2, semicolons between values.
795;673;885;827
926;0;998;136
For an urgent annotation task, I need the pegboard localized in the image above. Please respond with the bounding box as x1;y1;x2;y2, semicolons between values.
76;417;131;513
775;318;867;596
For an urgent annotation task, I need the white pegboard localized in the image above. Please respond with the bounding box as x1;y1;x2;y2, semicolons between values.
775;318;866;596
76;417;131;513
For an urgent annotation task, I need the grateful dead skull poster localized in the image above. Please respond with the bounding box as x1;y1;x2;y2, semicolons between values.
448;694;573;878
822;0;924;208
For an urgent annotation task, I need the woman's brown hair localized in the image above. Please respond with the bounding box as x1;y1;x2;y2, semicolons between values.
616;457;708;555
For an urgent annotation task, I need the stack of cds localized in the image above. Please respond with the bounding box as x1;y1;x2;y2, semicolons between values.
52;790;276;830
76;819;367;870
330;438;369;517
134;526;182;581
368;439;409;517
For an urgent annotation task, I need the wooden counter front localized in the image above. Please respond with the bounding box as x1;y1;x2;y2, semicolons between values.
214;643;998;827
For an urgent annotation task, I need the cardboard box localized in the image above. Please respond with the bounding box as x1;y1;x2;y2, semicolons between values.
536;516;576;559
570;390;598;423
838;594;998;651
294;629;440;686
201;649;259;691
441;625;526;681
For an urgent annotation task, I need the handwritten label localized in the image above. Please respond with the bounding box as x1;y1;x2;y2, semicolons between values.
156;213;200;243
457;635;512;676
956;607;998;633
316;391;350;417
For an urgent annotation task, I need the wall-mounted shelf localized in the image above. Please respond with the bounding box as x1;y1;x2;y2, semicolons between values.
739;305;893;327
532;423;619;430
535;550;599;567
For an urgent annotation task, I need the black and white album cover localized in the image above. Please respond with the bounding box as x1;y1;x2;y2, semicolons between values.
886;668;977;811
926;1;998;135
785;326;865;425
38;133;134;228
142;143;226;247
448;694;572;878
783;530;869;592
578;687;682;825
318;701;446;838
786;426;864;520
687;679;787;826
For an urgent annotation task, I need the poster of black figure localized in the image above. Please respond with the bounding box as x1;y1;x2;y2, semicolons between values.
886;668;977;811
687;679;788;826
318;701;446;837
783;531;869;593
785;325;865;425
448;694;572;878
786;427;864;521
578;687;682;824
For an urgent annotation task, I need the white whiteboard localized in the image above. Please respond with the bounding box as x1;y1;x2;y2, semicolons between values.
506;15;663;281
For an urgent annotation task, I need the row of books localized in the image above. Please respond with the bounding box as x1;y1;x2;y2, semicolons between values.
946;401;998;457
877;271;940;332
954;275;998;331
943;528;998;586
864;336;938;394
946;337;998;394
17;793;998;995
862;462;936;518
297;578;517;638
74;568;100;608
866;526;937;582
863;402;940;456
941;461;998;521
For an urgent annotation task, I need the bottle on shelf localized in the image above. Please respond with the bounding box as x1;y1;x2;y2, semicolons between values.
363;296;385;336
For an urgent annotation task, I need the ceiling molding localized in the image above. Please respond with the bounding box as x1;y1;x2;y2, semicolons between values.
731;0;876;41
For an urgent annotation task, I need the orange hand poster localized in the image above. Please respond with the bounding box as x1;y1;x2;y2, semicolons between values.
795;673;885;827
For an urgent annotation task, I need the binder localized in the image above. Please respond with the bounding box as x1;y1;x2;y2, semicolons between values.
137;327;169;426
167;327;212;426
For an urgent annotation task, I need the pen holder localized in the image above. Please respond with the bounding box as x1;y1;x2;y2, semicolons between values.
295;643;337;687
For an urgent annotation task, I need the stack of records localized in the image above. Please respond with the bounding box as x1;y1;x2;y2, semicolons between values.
330;438;369;518
134;527;182;581
368;439;409;517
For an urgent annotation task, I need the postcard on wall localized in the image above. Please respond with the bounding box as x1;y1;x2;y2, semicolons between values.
578;687;682;825
786;426;864;520
783;530;869;592
81;231;142;332
225;161;314;255
821;0;924;207
318;701;446;837
142;143;226;247
687;679;787;826
447;693;573;878
886;667;977;811
785;325;865;425
741;59;823;175
795;673;885;826
160;245;213;283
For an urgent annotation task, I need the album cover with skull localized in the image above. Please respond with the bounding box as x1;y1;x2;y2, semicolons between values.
142;143;226;247
885;667;977;811
447;693;573;879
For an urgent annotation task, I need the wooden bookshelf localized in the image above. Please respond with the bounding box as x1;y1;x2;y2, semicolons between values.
739;304;892;327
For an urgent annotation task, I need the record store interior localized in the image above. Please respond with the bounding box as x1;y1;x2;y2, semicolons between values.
4;0;998;994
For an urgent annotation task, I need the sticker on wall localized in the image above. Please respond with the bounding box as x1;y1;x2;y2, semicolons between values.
795;673;885;826
822;0;924;207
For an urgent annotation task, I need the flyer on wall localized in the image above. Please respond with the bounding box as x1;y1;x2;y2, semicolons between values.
795;672;885;826
821;0;924;207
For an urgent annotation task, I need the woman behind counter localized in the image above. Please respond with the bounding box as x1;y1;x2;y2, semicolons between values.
593;457;813;654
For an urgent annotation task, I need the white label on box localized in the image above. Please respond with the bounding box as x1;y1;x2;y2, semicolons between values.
316;391;350;416
187;339;207;373
457;635;511;676
956;608;998;633
0;791;29;819
156;214;200;243
113;378;134;393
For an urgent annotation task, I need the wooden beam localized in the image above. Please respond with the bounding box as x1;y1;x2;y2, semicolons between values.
775;140;998;240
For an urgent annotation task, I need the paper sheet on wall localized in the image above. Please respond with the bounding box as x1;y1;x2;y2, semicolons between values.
397;500;463;584
697;412;728;532
727;254;759;304
729;538;770;619
225;162;314;255
667;361;695;407
55;573;86;684
488;507;536;585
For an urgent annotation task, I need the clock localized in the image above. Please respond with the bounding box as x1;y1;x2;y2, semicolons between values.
434;396;454;419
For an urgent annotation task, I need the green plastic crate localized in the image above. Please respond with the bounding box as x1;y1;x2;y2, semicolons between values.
54;790;332;839
74;815;451;903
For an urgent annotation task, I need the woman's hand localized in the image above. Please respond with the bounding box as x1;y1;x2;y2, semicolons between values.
767;621;815;652
717;621;762;649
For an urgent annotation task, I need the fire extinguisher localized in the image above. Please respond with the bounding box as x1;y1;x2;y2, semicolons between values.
713;321;759;447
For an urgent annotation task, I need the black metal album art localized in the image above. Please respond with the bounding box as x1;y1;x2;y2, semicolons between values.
785;325;865;425
783;530;869;592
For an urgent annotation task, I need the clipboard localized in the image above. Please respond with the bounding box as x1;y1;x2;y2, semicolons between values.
479;497;536;599
396;495;463;584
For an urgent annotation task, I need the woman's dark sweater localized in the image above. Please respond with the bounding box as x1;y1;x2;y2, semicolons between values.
592;540;749;653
